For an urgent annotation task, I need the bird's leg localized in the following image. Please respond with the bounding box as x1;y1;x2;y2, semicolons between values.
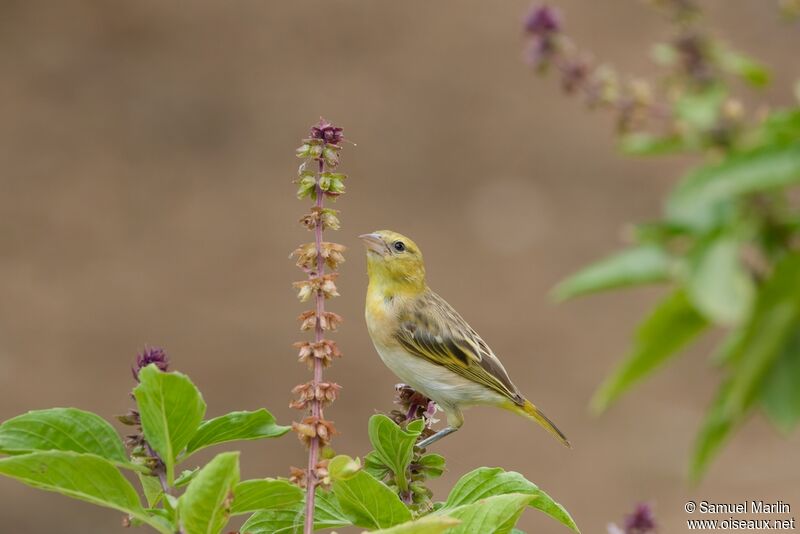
417;426;458;448
417;406;463;448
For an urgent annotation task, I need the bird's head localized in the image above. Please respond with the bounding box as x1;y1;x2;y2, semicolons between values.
359;230;426;293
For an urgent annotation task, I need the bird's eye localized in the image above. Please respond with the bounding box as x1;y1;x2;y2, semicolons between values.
393;241;406;252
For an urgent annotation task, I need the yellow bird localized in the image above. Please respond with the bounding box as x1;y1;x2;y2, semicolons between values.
360;230;571;449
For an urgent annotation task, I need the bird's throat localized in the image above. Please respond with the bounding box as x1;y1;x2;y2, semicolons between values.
366;272;426;299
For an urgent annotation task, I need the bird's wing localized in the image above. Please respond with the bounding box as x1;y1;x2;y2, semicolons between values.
395;291;524;406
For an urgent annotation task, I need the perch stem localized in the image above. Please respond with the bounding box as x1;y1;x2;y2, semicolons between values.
304;157;326;534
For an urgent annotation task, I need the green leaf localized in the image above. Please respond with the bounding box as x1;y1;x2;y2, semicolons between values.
418;453;446;479
239;489;351;533
711;328;746;365
315;489;352;528
651;42;677;66
370;515;461;533
717;47;770;87
675;86;727;130
441;493;536;534
329;454;412;529
592;290;708;413
241;508;305;534
165;493;179;512
693;254;800;480
761;328;800;434
139;473;165;507
364;451;391;480
367;415;423;492
755;109;800;147
143;508;176;531
668;144;800;228
0;451;170;533
553;246;671;301
231;479;303;515
722;253;800;419
328;454;363;480
175;468;200;487
632;221;695;243
0;408;129;466
184;409;289;457
690;381;740;482
178;451;239;534
134;365;206;484
686;236;754;325
619;133;687;156
443;467;579;533
241;508;348;534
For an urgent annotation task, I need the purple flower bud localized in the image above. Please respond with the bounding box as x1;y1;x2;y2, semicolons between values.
624;503;656;534
523;6;562;71
132;347;169;381
525;36;557;70
524;5;561;36
310;118;344;146
423;400;438;419
560;57;591;94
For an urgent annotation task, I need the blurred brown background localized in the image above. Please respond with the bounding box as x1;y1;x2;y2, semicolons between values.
1;1;798;532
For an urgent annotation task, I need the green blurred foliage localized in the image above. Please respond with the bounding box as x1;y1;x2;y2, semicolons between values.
558;76;800;478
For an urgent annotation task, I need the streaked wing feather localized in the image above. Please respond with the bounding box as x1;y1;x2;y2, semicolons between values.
395;291;523;405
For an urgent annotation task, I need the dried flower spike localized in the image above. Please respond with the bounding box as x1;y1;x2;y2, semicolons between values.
290;381;341;409
289;466;307;488
297;310;343;331
290;119;349;534
292;416;338;448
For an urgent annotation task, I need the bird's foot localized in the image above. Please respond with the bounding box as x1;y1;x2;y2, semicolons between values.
417;426;458;448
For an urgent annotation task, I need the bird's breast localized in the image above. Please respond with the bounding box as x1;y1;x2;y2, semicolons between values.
364;287;400;345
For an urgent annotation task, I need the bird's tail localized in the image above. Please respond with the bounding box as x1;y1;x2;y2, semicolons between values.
515;399;572;448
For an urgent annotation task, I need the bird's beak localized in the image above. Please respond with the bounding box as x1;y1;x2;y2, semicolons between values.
359;233;386;255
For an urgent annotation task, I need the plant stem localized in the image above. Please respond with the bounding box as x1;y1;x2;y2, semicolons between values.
145;443;173;497
304;157;326;534
145;440;180;533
